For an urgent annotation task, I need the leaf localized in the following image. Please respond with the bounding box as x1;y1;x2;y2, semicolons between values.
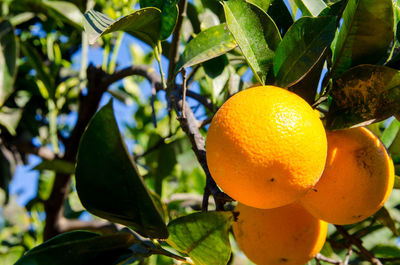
331;0;394;78
84;8;162;47
75;100;168;239
246;0;272;13
375;207;399;237
274;16;336;87
34;159;75;175
326;65;400;130
167;211;233;265
394;175;400;189
140;0;179;40
0;20;18;107
9;12;35;26
175;24;236;73
267;0;293;36
381;119;400;148
287;47;328;104
42;0;84;29
15;231;136;265
0;107;22;135
294;0;327;16
223;0;281;84
372;245;400;258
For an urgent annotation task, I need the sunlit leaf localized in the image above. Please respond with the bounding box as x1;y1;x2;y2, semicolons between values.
294;0;327;16
0;107;22;135
223;0;281;84
42;0;84;29
140;0;179;40
331;0;394;78
381;119;400;148
274;16;336;87
75;100;168;239
246;0;272;13
167;211;233;265
326;65;400;130
175;24;237;73
84;8;162;47
15;231;136;265
0;20;18;107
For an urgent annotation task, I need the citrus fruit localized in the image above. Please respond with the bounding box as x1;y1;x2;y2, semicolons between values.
233;202;328;265
300;126;394;225
206;85;327;209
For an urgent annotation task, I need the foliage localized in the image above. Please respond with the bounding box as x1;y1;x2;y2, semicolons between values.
1;0;400;264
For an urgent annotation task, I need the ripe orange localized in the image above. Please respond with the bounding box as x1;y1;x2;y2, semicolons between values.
233;202;328;265
300;127;395;225
206;86;327;209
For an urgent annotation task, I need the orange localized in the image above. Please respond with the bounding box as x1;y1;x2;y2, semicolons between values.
206;86;327;209
300;127;394;225
233;202;328;265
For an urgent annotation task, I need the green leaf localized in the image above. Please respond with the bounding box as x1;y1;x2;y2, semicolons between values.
381;119;400;148
287;47;328;104
375;207;399;237
0;246;24;264
246;0;272;13
75;100;168;239
372;245;400;258
294;0;327;16
274;16;336;87
0;107;22;135
42;0;84;29
84;8;162;47
175;24;237;73
331;0;394;78
267;0;293;36
0;20;18;107
394;175;400;189
140;0;179;40
15;231;136;265
34;159;75;175
326;65;400;130
167;211;233;265
223;0;281;84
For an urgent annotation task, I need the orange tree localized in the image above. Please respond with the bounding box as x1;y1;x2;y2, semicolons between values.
2;0;400;264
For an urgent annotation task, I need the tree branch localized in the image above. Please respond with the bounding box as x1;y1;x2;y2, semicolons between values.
58;217;123;234
335;225;382;265
314;253;342;264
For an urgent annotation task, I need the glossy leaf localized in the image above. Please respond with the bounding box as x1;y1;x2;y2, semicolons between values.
0;20;18;107
140;0;179;40
42;0;84;29
34;159;75;175
223;0;281;84
288;47;328;104
175;24;237;73
84;8;162;47
15;231;136;265
294;0;327;16
247;0;272;13
268;0;293;36
274;16;336;87
167;211;233;265
75;100;168;239
326;65;400;130
381;119;400;148
0;107;22;135
375;207;399;237
332;0;394;78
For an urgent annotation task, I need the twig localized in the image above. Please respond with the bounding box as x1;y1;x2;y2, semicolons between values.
186;90;215;112
58;217;123;234
335;225;383;265
166;0;187;92
181;68;187;119
187;65;200;87
344;246;353;265
151;85;158;128
314;253;342;265
12;140;55;160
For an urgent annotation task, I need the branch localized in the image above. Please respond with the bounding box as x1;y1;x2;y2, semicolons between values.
58;217;123;234
44;65;110;240
314;253;342;265
167;0;187;90
335;225;382;265
12;140;55;160
186;90;215;112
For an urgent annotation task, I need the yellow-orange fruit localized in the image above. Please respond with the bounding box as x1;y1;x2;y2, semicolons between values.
206;86;327;209
300;127;395;225
233;203;328;265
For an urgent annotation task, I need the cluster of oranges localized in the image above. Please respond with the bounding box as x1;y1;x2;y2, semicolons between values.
206;86;395;265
